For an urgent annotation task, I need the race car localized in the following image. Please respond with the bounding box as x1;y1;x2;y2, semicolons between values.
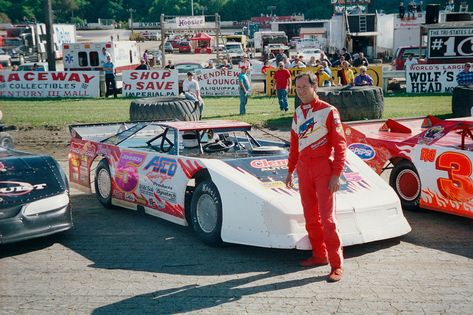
344;115;473;219
0;147;72;244
69;120;410;249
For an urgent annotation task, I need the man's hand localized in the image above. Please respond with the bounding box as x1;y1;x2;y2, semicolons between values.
328;175;341;193
285;172;294;189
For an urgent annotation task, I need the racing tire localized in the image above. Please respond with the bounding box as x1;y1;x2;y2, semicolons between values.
95;159;114;209
389;160;421;210
129;96;201;122
317;86;384;122
0;132;13;149
190;180;223;246
452;86;473;118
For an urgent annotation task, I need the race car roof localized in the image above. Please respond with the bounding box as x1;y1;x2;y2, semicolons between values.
157;120;252;132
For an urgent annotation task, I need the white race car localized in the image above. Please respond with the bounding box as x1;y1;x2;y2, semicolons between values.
69;120;411;249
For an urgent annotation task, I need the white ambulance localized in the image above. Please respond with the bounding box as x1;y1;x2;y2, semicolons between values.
62;41;140;73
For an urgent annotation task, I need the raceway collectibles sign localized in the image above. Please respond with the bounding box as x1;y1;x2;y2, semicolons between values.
122;70;179;97
197;69;241;96
0;71;100;98
406;64;464;93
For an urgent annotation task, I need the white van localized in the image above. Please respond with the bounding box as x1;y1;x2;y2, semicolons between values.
62;41;140;73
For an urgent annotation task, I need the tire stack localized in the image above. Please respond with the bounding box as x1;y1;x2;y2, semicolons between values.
316;86;384;121
129;96;202;122
452;86;473;118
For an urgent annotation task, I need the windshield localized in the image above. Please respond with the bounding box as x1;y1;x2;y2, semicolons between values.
175;63;202;74
226;46;243;53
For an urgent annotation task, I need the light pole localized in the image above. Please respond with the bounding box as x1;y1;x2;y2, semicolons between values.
267;5;276;16
191;0;194;16
127;8;136;34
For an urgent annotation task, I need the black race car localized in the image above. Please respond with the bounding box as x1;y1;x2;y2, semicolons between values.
0;148;72;244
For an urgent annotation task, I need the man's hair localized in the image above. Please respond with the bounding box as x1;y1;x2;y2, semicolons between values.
295;71;317;86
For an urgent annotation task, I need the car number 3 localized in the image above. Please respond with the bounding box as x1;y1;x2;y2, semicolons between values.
435;152;473;202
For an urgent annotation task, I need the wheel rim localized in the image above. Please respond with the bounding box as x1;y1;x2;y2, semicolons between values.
196;194;218;233
0;137;12;149
97;168;111;199
396;169;420;201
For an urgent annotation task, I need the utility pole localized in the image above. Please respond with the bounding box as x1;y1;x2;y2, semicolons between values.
191;0;194;16
215;13;220;61
44;0;56;70
128;8;136;35
160;14;166;68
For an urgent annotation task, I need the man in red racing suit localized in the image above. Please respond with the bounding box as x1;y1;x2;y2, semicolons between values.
285;71;346;282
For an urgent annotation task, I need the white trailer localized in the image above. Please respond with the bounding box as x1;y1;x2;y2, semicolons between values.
253;31;288;53
62;41;140;73
53;24;76;59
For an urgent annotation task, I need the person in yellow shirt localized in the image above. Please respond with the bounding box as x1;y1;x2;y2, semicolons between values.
316;66;334;87
337;61;354;86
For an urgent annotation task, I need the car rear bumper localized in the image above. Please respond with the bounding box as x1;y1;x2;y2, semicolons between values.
0;196;73;245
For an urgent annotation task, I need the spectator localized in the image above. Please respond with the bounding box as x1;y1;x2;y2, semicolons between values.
399;1;406;18
354;66;374;86
103;55;117;98
273;61;292;112
307;56;317;67
11;65;18;71
182;72;203;111
164;60;175;69
261;60;272;93
275;48;287;64
33;63;41;71
404;53;418;70
320;51;332;67
322;61;333;87
218;59;232;70
456;62;473;86
291;56;307;68
337;61;354;86
332;55;345;67
282;56;291;69
417;0;423;12
135;58;150;70
239;55;251;74
238;66;250;115
352;52;369;67
341;48;352;63
316;65;333;87
100;47;111;67
407;0;416;19
143;50;149;65
205;60;215;69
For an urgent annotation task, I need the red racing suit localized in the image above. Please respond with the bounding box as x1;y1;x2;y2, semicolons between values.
287;97;346;268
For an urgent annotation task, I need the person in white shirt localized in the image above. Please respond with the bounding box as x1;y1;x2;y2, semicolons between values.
100;47;112;67
404;53;418;70
182;72;204;114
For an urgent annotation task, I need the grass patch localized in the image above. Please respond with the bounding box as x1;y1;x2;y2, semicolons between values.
0;94;452;129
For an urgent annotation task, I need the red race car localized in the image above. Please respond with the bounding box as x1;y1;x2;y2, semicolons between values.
344;115;473;219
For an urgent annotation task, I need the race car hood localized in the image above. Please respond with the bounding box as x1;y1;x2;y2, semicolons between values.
0;149;67;210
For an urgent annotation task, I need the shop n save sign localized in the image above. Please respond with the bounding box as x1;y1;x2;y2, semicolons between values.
122;70;178;97
0;71;100;98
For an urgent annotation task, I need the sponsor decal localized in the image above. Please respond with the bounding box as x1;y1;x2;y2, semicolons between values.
0;181;47;196
144;156;178;183
250;159;288;171
115;151;147;192
419;126;444;144
0;162;6;172
348;143;376;161
298;117;320;139
124;193;135;202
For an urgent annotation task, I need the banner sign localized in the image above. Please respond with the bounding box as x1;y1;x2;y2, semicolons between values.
265;65;383;95
122;70;178;97
406;63;464;93
197;69;241;96
428;28;473;59
175;16;205;29
0;71;100;98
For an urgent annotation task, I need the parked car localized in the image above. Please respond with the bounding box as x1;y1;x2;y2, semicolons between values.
0;147;73;244
164;41;174;53
147;49;162;66
178;41;192;53
392;46;427;70
17;62;49;71
68;120;411;248
344;115;473;219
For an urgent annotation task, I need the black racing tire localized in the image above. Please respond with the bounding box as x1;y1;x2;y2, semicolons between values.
452;86;473;118
129;96;201;122
190;180;223;246
94;159;114;209
316;86;384;122
0;132;13;149
389;160;421;210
